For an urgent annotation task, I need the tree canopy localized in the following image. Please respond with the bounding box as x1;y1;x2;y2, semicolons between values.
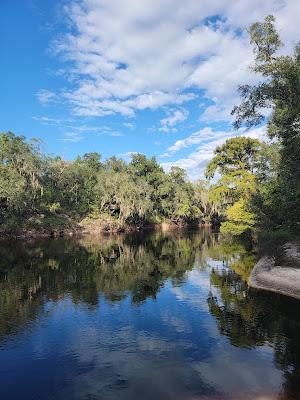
232;14;300;233
0;132;204;232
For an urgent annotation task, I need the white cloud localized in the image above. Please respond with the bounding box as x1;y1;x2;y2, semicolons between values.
161;126;266;180
33;116;65;124
61;132;83;142
36;89;57;105
33;115;124;139
110;132;124;137
123;122;135;130
159;108;188;132
166;127;226;153
49;0;297;120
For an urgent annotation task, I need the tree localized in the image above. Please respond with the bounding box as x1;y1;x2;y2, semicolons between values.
42;155;101;216
95;171;153;224
206;137;261;178
195;180;225;225
232;15;300;232
205;137;262;235
130;153;163;184
0;132;43;223
104;156;127;173
220;199;255;236
0;132;208;232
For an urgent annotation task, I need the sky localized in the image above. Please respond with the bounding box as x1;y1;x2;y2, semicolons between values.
0;0;299;179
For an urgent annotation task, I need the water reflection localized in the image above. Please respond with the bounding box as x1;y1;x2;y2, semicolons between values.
0;230;299;400
208;265;300;399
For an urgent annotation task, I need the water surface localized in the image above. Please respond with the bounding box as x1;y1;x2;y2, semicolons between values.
0;231;299;400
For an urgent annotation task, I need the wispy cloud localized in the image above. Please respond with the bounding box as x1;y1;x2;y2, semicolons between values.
123;122;135;130
61;132;83;143
159;108;188;132
110;132;124;137
34;0;299;178
46;0;298;121
33;115;125;141
36;89;57;105
166;127;222;154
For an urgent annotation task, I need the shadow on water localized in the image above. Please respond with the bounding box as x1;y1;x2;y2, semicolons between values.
208;263;300;400
0;230;299;399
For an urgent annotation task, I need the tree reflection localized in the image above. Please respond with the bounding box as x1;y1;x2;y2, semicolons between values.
208;254;300;400
0;231;210;340
0;231;299;399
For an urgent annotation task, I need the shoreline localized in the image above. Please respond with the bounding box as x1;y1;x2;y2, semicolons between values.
0;221;211;240
249;243;300;301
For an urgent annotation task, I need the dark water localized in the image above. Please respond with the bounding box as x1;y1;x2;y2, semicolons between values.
0;231;299;400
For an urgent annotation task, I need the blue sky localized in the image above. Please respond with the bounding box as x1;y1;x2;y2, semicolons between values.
0;0;298;179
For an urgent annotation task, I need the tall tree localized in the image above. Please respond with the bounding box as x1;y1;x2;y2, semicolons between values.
0;132;43;222
206;137;262;235
232;15;300;232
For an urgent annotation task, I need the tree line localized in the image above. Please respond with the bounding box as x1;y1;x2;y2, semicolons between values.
0;15;299;238
0;132;206;232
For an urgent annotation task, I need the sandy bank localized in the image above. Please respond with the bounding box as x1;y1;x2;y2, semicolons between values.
249;242;300;300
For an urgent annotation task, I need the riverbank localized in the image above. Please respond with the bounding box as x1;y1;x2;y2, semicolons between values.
249;242;300;300
0;214;206;239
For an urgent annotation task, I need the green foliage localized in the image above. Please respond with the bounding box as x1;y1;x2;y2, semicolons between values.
220;199;255;236
248;15;282;66
0;132;43;220
232;15;300;233
206;137;261;236
95;171;153;224
0;132;206;232
206;137;261;179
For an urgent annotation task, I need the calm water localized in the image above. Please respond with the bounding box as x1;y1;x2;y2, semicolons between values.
0;231;299;400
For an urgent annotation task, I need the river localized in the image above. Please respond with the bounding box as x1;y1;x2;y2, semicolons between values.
0;230;299;400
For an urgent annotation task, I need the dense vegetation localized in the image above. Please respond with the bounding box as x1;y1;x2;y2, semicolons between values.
232;15;300;237
0;15;299;238
0;132;204;233
207;15;300;239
